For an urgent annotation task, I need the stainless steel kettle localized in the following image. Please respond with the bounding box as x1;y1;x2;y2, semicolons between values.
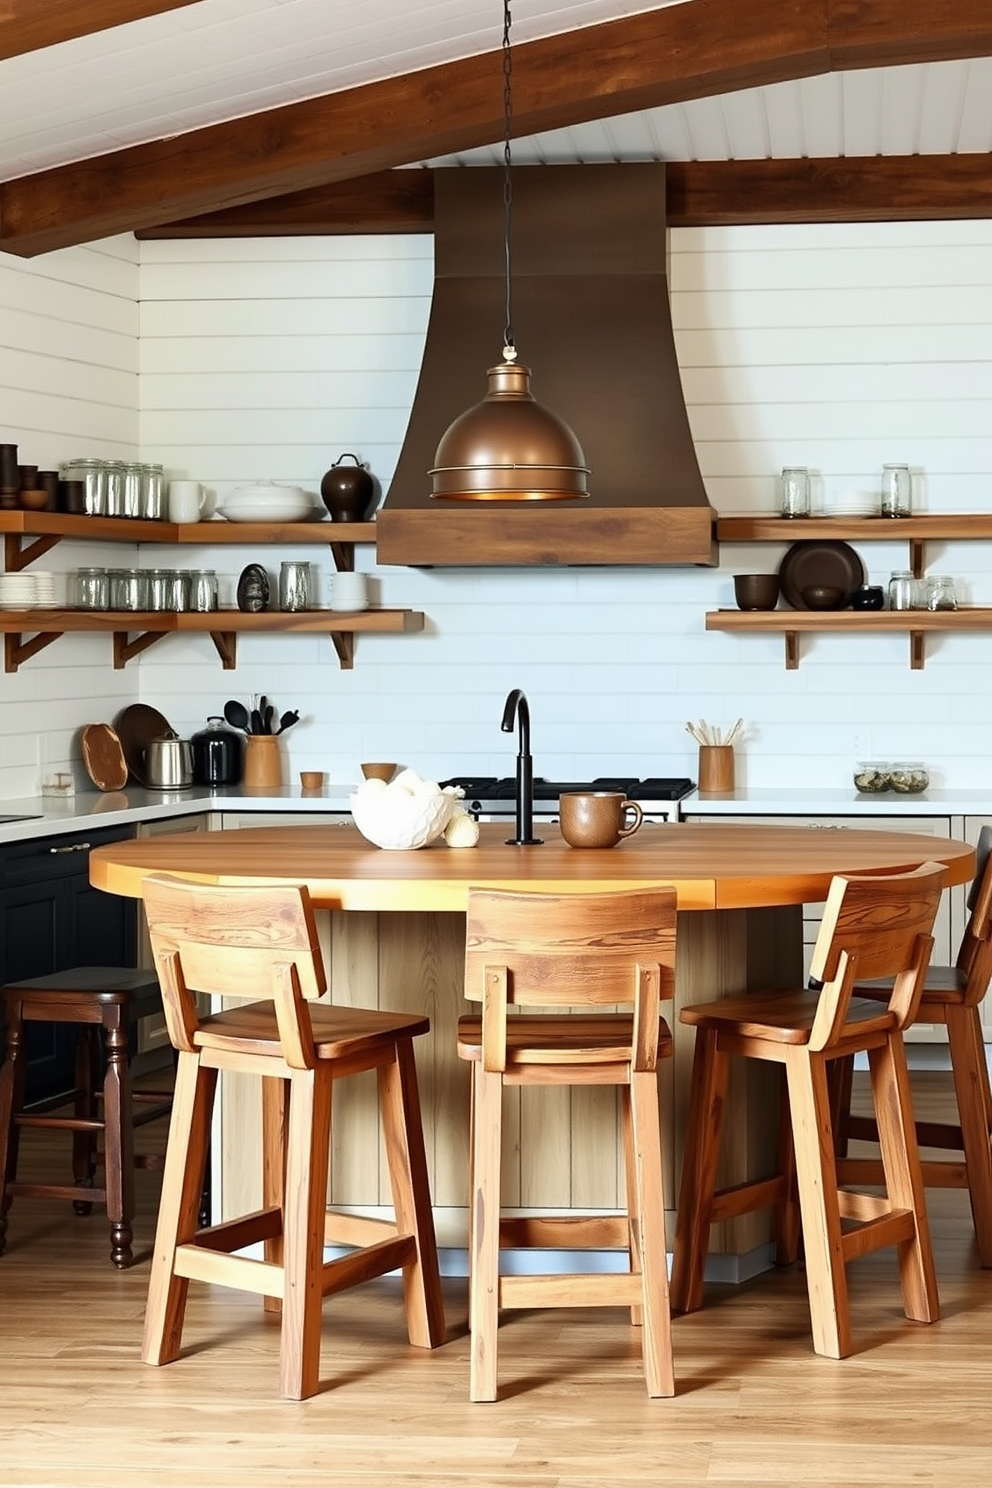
144;731;194;790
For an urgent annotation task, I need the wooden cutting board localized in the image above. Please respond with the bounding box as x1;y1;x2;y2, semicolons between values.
81;723;128;792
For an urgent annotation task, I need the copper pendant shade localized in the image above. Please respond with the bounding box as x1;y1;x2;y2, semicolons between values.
429;0;589;504
430;357;589;501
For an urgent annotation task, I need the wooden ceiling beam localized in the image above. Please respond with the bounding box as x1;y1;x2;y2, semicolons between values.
0;1;204;62
5;0;992;255
136;154;992;239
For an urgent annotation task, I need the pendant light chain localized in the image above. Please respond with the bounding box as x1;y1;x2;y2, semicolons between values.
501;0;516;363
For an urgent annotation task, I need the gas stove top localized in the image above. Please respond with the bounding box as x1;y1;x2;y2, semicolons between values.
441;776;695;817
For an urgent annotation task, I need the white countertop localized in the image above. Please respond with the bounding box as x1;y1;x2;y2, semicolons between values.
0;784;357;845
2;783;991;850
682;787;992;817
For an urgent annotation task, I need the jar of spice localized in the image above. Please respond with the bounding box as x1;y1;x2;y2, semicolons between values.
887;570;918;611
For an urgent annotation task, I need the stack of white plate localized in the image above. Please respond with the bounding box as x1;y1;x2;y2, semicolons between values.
0;573;39;609
31;571;58;607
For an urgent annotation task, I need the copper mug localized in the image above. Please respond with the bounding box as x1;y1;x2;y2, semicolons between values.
558;791;643;849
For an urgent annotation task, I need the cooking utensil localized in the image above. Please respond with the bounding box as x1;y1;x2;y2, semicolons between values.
81;723;128;792
263;703;275;735
114;703;173;786
276;710;299;734
223;700;251;733
778;540;866;611
250;707;264;736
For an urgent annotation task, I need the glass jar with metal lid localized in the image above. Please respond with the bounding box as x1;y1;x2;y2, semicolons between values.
109;568;148;611
59;459;107;517
141;464;165;520
188;569;218;612
72;566;109;610
146;568;171;611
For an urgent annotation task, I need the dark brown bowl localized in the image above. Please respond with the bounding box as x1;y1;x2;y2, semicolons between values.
733;573;780;610
801;584;846;610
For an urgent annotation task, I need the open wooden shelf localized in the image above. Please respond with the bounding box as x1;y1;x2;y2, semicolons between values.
0;607;424;673
706;605;992;670
0;513;424;670
716;513;992;579
0;512;376;574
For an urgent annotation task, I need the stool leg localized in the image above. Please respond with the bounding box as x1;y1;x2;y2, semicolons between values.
868;1036;939;1325
469;1060;502;1402
279;1065;333;1401
103;1009;136;1269
628;1068;675;1398
621;1088;643;1326
946;1003;992;1267
72;1026;98;1214
671;1028;729;1315
785;1047;851;1359
143;1052;216;1368
0;1006;26;1255
378;1038;445;1351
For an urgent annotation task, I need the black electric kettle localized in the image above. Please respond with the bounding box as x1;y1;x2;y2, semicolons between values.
190;717;244;787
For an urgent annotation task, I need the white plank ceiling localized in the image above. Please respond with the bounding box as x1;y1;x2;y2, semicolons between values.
1;0;991;186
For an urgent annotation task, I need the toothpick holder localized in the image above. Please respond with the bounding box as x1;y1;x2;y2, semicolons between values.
698;744;735;794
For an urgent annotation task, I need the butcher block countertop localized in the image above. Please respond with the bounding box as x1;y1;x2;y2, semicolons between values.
89;819;976;913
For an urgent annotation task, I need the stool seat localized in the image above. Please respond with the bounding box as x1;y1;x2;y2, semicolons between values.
0;966;172;1269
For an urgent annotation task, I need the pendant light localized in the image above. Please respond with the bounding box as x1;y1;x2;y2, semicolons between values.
429;0;590;502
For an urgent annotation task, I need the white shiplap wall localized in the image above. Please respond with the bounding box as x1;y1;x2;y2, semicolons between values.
133;223;992;791
0;238;142;798
4;220;992;797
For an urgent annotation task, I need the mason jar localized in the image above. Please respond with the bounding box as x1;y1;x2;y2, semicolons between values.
146;568;171;611
109;567;147;611
141;463;165;520
59;458;107;517
164;569;190;611
103;460;126;517
887;570;918;611
188;569;218;612
121;462;145;519
72;566;109;610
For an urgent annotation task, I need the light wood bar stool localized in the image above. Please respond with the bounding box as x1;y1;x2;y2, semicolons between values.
457;886;678;1402
671;862;945;1360
0;967;172;1268
836;825;992;1265
141;874;445;1401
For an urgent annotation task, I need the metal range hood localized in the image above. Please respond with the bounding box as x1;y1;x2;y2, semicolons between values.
375;162;716;568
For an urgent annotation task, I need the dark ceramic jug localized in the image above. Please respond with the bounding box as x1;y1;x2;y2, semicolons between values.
320;453;376;522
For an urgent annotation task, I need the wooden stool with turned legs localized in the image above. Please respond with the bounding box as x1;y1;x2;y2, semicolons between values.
671;862;945;1360
457;886;678;1402
140;874;445;1401
835;825;992;1266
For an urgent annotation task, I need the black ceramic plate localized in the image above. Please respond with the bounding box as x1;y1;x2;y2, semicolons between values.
778;540;866;610
115;703;172;786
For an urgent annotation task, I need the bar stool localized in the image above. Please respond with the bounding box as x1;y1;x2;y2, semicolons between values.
671;862;945;1359
140;873;445;1401
836;825;992;1265
457;886;678;1401
0;966;172;1268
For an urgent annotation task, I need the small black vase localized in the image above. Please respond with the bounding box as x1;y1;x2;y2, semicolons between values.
851;585;885;611
320;453;377;522
237;563;270;612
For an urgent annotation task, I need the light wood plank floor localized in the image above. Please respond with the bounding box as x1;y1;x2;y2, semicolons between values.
1;1072;991;1487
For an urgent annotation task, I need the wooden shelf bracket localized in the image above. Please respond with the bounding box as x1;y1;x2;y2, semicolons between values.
4;532;61;573
4;630;62;673
113;630;169;669
210;631;237;669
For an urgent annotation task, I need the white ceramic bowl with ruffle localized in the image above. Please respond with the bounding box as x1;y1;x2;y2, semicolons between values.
349;785;457;850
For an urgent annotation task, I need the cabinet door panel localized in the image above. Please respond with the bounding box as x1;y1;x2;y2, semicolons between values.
0;879;72;1103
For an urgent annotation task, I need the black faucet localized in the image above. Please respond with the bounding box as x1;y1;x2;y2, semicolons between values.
500;688;543;846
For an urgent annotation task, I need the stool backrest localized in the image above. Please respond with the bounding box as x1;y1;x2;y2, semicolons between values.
808;861;944;1051
959;825;992;1006
464;887;677;1073
142;874;326;1068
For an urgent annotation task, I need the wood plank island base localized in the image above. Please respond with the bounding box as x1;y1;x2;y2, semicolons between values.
90;822;975;1275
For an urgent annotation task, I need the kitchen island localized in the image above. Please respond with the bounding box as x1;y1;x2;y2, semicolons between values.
90;820;974;1274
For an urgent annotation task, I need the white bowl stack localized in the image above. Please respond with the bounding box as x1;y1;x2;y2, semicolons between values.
0;570;58;609
216;483;317;523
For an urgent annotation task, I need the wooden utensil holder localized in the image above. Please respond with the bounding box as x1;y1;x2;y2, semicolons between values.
243;735;283;790
698;744;735;794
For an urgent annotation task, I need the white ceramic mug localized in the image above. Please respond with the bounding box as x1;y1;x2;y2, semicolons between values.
168;480;206;524
330;571;369;612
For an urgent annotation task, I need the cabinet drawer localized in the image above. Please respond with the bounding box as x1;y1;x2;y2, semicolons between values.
0;824;135;887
